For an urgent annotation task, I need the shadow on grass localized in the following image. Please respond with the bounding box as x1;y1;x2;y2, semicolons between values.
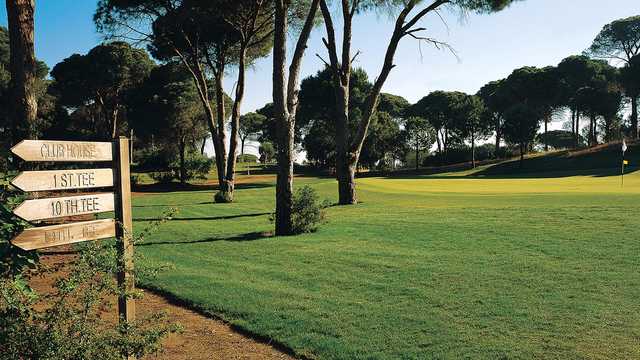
138;285;310;360
133;212;271;222
133;182;273;193
136;231;273;247
132;201;215;208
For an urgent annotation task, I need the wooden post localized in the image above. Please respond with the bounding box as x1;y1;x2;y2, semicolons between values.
113;137;135;332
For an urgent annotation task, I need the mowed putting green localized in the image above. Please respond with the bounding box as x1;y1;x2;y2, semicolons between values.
132;169;640;359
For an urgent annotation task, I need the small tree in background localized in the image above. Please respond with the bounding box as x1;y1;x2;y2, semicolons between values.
259;141;275;164
452;94;490;168
586;15;640;138
503;104;541;167
239;112;266;158
477;79;510;156
402;117;435;170
621;55;640;138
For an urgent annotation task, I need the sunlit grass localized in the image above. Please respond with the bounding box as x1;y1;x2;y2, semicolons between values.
131;166;640;359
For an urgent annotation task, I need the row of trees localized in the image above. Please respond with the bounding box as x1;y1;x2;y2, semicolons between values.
281;15;640;171
93;0;517;234
13;0;614;236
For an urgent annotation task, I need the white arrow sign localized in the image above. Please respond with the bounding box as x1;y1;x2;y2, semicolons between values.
11;168;114;192
13;193;115;221
11;140;113;162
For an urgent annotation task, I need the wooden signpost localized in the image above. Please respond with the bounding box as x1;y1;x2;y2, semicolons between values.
11;168;114;192
13;193;115;221
9;137;135;354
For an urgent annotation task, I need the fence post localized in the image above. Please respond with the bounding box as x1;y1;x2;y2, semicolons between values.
113;136;135;358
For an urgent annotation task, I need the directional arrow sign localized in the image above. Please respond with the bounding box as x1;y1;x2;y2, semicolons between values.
11;219;116;250
11;140;112;162
13;193;115;221
11;169;114;192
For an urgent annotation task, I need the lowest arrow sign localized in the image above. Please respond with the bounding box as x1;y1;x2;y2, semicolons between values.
11;219;116;250
13;193;115;221
11;140;112;162
11;168;114;192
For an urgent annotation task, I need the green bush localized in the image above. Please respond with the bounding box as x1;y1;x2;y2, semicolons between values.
175;151;213;181
150;171;175;184
0;187;180;359
135;147;213;183
237;154;258;163
290;186;327;234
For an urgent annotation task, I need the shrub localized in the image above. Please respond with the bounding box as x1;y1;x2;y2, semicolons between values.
175;151;213;181
0;191;180;360
237;154;258;163
290;185;327;234
150;171;174;184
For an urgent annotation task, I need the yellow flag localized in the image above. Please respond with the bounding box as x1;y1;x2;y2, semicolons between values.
623;160;629;165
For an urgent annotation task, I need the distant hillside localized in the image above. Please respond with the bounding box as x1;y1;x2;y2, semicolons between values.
474;140;639;178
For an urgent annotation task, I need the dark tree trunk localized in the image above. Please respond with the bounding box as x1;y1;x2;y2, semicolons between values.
575;109;580;148
589;114;596;147
201;136;206;155
415;141;419;170
544;114;549;152
519;143;524;168
111;107;119;139
179;135;186;185
571;108;576;147
495;120;501;158
6;0;37;145
471;132;476;168
632;97;638;139
272;0;319;235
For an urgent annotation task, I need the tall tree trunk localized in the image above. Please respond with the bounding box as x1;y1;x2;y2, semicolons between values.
6;0;37;145
575;109;580;148
471;132;476;168
214;68;230;197
224;45;248;202
519;143;524;168
320;0;446;205
179;135;186;185
272;0;319;235
632;96;638;139
571;108;576;147
415;141;419;170
201;136;206;155
544;113;549;152
495;118;501;158
436;132;442;154
111;107;119;139
589;114;595;147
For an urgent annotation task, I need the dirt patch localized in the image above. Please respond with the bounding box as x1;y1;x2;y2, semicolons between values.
31;250;295;360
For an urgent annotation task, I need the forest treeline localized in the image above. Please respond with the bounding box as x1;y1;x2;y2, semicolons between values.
1;1;638;234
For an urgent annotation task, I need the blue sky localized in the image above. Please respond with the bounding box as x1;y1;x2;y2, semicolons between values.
1;0;639;114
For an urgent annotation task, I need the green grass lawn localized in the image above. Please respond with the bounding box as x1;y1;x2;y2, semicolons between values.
130;167;640;359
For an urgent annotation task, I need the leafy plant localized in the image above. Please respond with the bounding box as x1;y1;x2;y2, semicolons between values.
290;186;328;234
0;182;181;359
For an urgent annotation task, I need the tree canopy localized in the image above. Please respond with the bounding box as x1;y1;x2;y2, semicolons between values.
586;15;640;64
50;41;154;139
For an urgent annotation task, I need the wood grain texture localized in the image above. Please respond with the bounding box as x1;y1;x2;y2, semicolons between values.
11;219;116;250
13;193;115;221
11;168;113;192
11;140;113;162
113;137;136;328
